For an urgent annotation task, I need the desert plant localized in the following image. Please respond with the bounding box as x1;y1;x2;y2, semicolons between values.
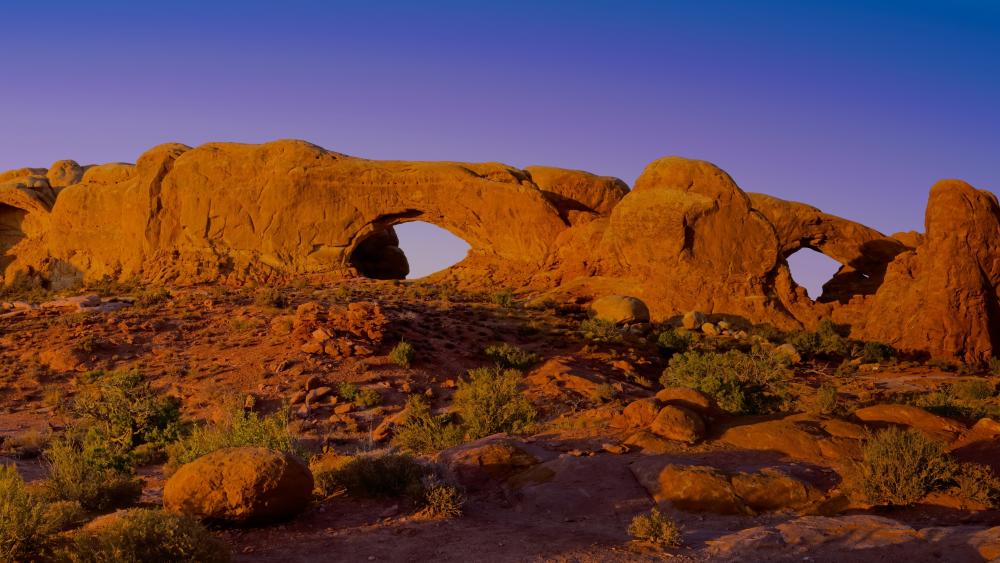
69;370;185;458
951;379;996;402
454;367;536;439
132;287;172;308
579;318;622;343
657;328;692;356
43;431;143;512
353;387;383;409
393;395;464;455
389;340;416;368
61;508;230;563
861;341;896;363
857;427;955;506
337;382;360;402
627;508;682;547
786;320;854;359
2;429;49;458
491;289;516;308
954;463;1000;508
421;478;465;518
1;464;53;561
814;383;839;415
484;342;540;370
166;405;297;470
660;348;792;415
315;450;426;499
253;287;288;309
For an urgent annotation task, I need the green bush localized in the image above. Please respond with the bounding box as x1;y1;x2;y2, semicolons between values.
1;464;54;561
954;463;1000;508
253;287;288;309
393;396;464;454
353;387;383;409
786;320;853;359
657;328;692;356
861;341;896;363
315;451;426;499
579;318;622;343
61;508;230;563
454;367;536;440
337;382;360;402
43;431;143;512
814;383;839;415
627;508;682;547
484;342;540;370
660;348;792;415
389;340;416;368
166;405;297;471
907;382;1000;421
69;370;185;460
951;379;996;402
422;479;465;518
857;427;955;506
491;289;516;308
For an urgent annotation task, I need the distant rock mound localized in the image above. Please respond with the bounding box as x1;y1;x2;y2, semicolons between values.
2;141;997;361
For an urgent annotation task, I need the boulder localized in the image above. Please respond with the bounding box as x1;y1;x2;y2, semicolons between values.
621;398;661;428
589;295;650;325
852;404;964;441
655;386;717;416
719;419;828;463
682;311;705;330
649;405;705;444
436;435;542;491
163;447;313;523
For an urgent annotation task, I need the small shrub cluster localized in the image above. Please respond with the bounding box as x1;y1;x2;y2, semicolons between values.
657;328;692;357
660;348;792;414
484;342;539;370
421;478;465;519
44;431;144;511
785;320;896;363
579;318;622;343
389;340;416;368
1;465;81;561
62;508;230;563
906;380;1000;421
813;383;839;415
253;287;288;309
857;427;956;506
453;366;536;440
315;450;426;499
393;396;464;455
627;508;682;547
167;405;297;471
491;289;516;308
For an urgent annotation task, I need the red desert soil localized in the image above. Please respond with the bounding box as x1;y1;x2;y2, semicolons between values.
2;279;999;561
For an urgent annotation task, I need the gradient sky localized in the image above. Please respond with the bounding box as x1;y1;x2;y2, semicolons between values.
2;1;997;292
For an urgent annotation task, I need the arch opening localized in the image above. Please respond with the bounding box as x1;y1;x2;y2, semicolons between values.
786;247;842;302
0;203;28;275
348;221;472;280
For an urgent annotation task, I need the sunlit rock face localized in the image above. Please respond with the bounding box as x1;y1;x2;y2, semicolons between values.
2;140;996;361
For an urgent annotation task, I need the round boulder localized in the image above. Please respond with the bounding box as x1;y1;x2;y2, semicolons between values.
590;295;650;325
650;405;705;444
164;447;313;524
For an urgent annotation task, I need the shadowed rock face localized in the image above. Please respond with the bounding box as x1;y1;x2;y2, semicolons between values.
1;140;996;361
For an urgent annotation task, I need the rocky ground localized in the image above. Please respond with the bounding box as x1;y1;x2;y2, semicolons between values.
2;279;999;562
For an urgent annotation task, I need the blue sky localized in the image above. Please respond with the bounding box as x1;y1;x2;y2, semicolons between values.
2;1;997;290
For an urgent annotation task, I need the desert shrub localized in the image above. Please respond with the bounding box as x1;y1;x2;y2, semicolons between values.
337;382;361;402
579;318;622;343
786;320;854;359
907;382;1000;421
2;429;49;458
389;340;416;368
1;464;53;561
166;405;297;470
748;323;783;343
132;287;172;308
353;387;383;409
484;342;540;370
861;341;896;364
593;383;618;403
951;379;996;402
857;427;955;506
627;508;682;547
44;432;143;512
813;383;839;415
70;370;185;459
43;500;87;532
61;508;230;563
989;358;1000;376
491;289;516;308
422;478;464;518
253;287;287;309
657;328;692;356
660;348;792;415
315;450;426;499
454;367;536;440
954;463;1000;508
393;396;464;455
